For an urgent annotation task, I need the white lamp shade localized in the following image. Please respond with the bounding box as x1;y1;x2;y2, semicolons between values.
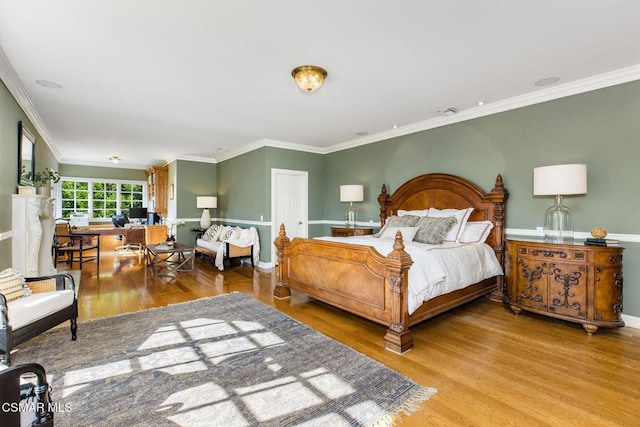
197;196;217;209
340;185;364;203
533;164;587;196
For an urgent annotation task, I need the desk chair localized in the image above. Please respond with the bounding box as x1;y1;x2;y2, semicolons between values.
117;226;145;253
113;214;145;252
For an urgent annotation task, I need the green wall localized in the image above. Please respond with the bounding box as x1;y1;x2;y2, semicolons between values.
323;81;640;235
216;147;325;261
59;164;146;181
0;79;57;270
216;80;640;317
172;159;217;243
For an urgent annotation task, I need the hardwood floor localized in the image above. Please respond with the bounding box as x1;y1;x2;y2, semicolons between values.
57;236;640;426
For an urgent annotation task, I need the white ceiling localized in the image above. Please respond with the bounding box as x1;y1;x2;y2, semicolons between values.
1;1;640;170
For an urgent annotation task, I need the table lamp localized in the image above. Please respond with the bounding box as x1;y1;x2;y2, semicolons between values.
196;196;217;229
340;185;364;228
533;164;587;244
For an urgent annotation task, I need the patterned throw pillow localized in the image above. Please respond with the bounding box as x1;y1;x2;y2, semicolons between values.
219;226;237;242
202;224;221;242
413;216;458;245
373;215;420;238
0;268;31;302
427;207;474;242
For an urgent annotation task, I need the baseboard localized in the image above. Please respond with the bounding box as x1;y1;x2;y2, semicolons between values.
622;314;640;330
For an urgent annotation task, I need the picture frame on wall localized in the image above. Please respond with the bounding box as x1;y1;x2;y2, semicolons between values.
18;121;36;186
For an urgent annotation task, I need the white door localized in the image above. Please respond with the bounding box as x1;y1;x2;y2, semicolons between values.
271;169;308;264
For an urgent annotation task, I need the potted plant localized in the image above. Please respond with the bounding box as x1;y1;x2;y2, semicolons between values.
34;167;60;196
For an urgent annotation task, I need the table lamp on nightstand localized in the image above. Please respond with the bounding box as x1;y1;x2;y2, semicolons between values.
197;196;217;229
533;164;587;244
340;185;364;228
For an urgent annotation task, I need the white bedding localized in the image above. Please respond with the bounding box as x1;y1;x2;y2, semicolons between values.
315;235;503;314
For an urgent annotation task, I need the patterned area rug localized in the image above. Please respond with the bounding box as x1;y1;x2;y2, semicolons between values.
13;292;436;426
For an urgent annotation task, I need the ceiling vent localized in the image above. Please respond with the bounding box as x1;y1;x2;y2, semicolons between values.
436;107;459;116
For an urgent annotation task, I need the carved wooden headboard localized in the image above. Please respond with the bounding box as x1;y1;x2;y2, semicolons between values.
377;173;508;265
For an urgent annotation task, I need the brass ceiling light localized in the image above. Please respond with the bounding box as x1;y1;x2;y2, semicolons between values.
291;65;328;92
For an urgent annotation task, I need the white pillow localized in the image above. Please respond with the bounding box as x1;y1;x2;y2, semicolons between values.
397;209;429;217
238;228;250;240
379;226;419;241
459;221;494;244
427;207;474;242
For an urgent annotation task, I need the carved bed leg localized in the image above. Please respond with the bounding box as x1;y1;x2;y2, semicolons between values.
583;323;599;335
384;231;414;354
384;326;413;354
273;224;291;299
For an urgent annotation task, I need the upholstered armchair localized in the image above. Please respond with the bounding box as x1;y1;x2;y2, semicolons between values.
0;270;78;366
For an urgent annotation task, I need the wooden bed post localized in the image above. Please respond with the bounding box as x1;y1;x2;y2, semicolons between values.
487;174;509;302
383;231;414;354
378;184;390;226
273;224;291;299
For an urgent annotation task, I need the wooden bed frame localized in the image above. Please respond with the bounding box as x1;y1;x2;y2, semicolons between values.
274;173;508;353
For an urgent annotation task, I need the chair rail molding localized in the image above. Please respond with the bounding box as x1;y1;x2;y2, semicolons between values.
12;195;56;277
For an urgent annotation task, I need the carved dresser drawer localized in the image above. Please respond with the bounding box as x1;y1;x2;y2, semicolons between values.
504;239;624;335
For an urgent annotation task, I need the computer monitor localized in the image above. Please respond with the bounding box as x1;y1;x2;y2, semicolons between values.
128;207;148;221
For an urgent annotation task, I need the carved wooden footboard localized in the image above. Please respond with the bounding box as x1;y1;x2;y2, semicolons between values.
274;173;508;354
274;225;414;353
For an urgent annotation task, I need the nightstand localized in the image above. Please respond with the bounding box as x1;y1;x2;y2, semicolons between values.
504;238;624;335
330;226;374;237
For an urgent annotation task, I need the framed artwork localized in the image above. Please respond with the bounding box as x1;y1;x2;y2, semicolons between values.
18;121;36;186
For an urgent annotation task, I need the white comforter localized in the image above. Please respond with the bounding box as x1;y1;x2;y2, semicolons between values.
315;235;503;314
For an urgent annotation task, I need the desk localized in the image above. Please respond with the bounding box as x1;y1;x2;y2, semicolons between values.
146;243;195;276
71;226;122;236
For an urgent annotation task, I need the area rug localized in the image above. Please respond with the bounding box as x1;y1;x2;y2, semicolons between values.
12;292;436;426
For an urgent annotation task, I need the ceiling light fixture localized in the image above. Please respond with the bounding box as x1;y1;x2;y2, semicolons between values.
110;156;121;164
291;65;328;92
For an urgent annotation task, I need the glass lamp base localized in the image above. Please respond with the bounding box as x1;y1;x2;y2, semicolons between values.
345;205;357;228
544;195;573;244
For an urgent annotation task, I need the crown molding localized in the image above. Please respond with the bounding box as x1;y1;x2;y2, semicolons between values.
214;138;325;163
172;154;218;164
0;46;61;162
324;64;640;154
59;159;152;170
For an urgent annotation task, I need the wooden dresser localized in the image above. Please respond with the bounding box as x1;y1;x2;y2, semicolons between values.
504;239;624;335
330;226;374;237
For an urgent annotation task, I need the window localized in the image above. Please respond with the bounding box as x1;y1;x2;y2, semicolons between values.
57;178;146;221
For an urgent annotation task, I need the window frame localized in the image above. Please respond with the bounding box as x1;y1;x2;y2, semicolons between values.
54;176;148;223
